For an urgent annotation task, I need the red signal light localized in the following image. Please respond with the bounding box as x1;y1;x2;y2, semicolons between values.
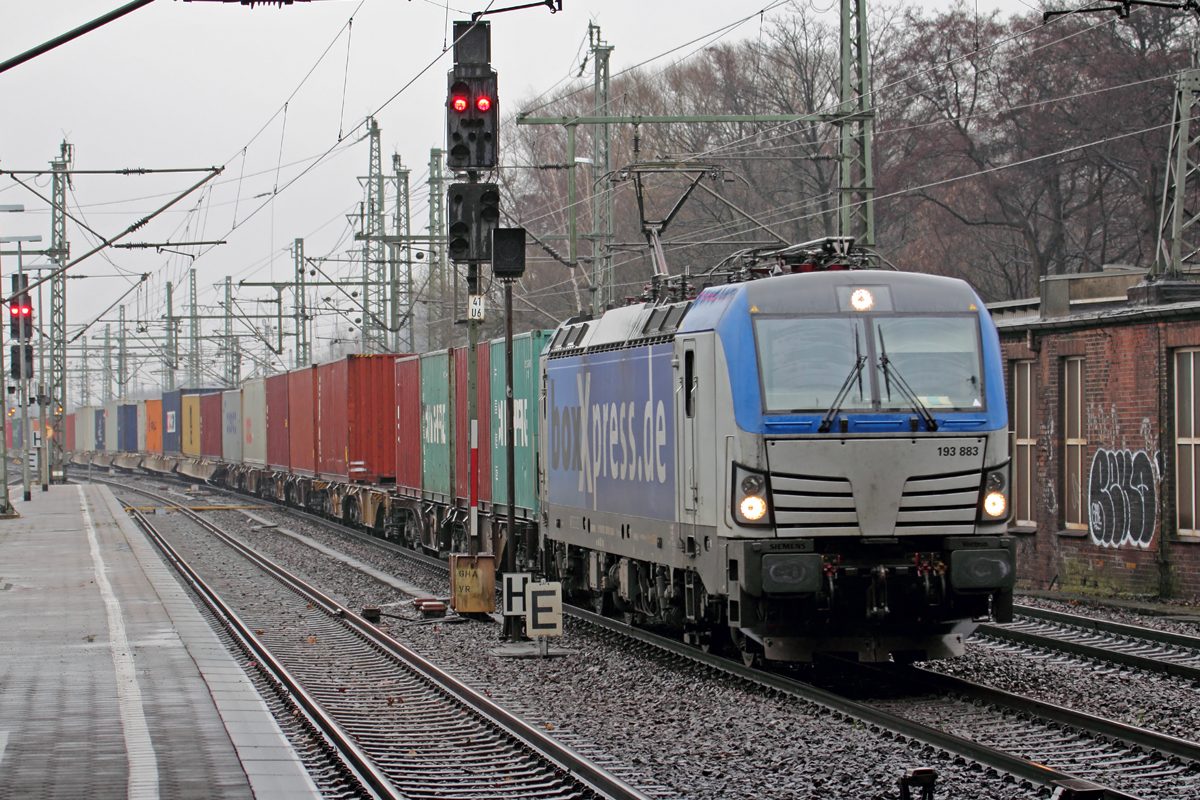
20;307;29;316
476;96;491;112
452;95;469;113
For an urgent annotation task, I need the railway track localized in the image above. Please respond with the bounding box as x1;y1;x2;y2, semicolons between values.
978;607;1200;681
89;470;1187;797
107;479;663;800
824;659;1200;799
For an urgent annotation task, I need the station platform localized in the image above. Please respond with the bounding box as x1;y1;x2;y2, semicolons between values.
0;483;321;800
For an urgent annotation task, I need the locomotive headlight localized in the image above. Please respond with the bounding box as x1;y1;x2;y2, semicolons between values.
979;465;1010;521
732;462;772;527
983;492;1007;518
849;288;874;311
740;495;767;521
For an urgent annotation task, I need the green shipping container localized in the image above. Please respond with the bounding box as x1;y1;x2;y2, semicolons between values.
490;330;551;513
420;350;453;501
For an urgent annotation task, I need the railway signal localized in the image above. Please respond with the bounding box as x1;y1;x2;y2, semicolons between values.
446;21;498;170
9;275;31;339
447;182;500;263
8;345;32;379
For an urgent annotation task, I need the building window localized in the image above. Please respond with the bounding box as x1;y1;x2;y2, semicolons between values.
1010;361;1036;527
1176;350;1200;537
1064;357;1087;529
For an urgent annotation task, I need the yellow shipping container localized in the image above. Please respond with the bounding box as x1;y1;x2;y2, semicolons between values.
182;394;202;456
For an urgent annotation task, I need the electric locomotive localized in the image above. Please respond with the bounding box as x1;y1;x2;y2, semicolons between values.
539;241;1014;663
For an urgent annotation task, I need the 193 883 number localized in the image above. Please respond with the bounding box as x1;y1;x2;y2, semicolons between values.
937;445;979;457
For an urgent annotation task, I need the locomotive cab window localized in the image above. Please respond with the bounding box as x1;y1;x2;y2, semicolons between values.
874;317;983;411
754;313;984;414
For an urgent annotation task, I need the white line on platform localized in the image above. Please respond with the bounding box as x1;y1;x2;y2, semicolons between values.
79;486;159;800
0;731;7;768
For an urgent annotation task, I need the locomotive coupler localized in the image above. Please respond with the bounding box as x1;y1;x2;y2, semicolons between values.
916;554;940;607
819;555;840;611
867;565;890;620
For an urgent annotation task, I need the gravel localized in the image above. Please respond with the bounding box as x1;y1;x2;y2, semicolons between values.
914;598;1200;745
169;494;1040;800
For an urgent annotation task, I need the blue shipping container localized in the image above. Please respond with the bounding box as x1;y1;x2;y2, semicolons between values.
119;404;138;452
94;408;106;451
162;390;182;453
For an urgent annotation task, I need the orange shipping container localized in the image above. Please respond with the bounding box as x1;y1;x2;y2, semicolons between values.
146;399;163;453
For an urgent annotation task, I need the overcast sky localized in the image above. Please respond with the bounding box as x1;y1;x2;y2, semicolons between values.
0;0;1043;388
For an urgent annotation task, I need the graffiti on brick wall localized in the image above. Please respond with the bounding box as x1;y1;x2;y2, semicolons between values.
1088;448;1159;548
1042;416;1058;516
1088;402;1119;448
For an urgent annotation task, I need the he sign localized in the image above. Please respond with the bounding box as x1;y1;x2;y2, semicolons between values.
502;572;530;616
524;581;563;637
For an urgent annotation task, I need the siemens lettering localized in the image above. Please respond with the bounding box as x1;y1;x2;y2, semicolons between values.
546;344;674;520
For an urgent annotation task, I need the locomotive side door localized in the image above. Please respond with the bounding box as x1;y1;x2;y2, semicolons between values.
679;338;699;546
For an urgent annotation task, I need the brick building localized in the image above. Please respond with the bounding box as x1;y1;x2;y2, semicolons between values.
990;268;1200;601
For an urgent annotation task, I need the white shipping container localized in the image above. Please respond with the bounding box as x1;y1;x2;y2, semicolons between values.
242;378;267;466
103;401;120;452
221;389;242;464
137;400;147;452
76;406;96;453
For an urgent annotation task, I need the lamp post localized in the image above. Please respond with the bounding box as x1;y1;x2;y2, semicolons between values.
0;206;29;515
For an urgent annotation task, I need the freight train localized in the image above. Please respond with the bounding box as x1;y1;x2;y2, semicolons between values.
68;240;1015;664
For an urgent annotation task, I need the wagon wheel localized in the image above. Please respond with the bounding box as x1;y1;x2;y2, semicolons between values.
449;520;469;554
590;590;611;616
731;629;762;669
404;513;423;550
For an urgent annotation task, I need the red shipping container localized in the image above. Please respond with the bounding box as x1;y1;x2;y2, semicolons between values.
395;356;422;496
288;366;317;476
454;345;491;505
66;413;75;452
317;354;401;483
265;372;290;472
200;392;223;459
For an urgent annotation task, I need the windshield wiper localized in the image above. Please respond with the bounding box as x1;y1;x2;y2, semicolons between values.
877;328;939;432
818;326;866;433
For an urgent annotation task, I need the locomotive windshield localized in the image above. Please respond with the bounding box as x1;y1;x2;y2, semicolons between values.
756;314;984;414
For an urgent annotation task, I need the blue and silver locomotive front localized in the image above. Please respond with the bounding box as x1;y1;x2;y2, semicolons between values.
686;270;1014;662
